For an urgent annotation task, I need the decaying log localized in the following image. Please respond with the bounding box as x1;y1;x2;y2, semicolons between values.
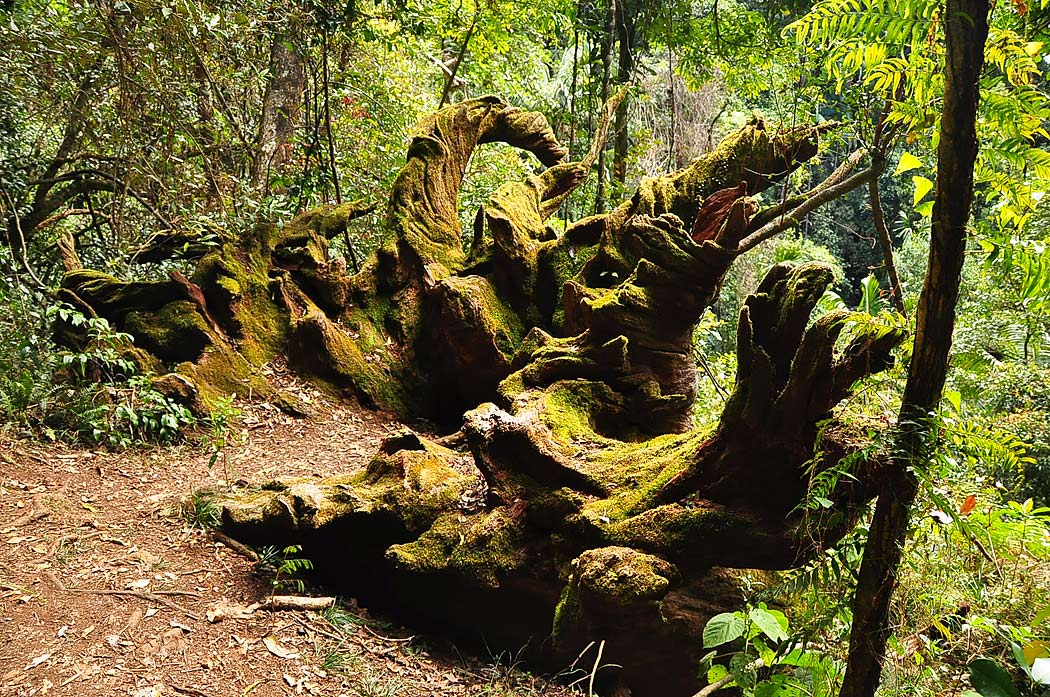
56;96;905;696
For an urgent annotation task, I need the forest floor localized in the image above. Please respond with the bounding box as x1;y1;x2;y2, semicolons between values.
0;369;579;697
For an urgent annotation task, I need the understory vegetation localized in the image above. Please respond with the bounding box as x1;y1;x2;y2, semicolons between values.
2;0;1049;695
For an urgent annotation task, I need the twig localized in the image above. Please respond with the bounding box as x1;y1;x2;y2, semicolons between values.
33;531;101;561
212;531;258;561
691;658;763;697
42;571;200;620
266;595;335;612
362;624;415;643
6;495;48;529
293;613;347;643
737;166;879;252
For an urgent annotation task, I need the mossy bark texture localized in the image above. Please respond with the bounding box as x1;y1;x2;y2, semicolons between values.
58;98;903;696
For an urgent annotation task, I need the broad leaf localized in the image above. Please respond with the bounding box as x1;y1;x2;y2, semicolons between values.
707;664;729;683
968;658;1022;697
913;175;934;205
703;612;747;648
895;151;922;174
749;607;789;642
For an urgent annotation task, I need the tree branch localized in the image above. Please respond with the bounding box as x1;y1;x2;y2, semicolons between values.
737;164;879;253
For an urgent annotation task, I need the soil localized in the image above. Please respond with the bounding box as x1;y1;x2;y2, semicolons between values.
0;373;581;697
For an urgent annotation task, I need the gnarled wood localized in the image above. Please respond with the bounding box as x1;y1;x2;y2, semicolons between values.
56;97;903;696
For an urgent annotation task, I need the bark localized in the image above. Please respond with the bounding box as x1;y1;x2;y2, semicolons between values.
594;0;616;214
612;2;635;185
251;12;306;194
869;177;907;315
56;96;907;696
839;2;989;696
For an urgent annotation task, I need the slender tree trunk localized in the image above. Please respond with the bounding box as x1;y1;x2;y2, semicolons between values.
838;2;989;695
594;0;615;214
251;13;306;195
666;0;676;169
321;30;341;204
439;6;481;108
612;2;634;185
869;178;907;315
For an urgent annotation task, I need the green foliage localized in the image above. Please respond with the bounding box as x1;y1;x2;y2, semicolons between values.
700;603;841;696
257;544;314;594
183;491;221;529
0;281;194;446
202;395;242;487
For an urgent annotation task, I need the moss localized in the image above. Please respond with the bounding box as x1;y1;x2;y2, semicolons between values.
554;546;678;642
581;429;710;517
193;238;290;366
539;380;620;446
540;240;600;329
599;503;736;552
61;269;179;324
344;436;477;532
176;346;270;408
124;300;213;363
290;304;410;414
437;275;525;358
386;507;526;588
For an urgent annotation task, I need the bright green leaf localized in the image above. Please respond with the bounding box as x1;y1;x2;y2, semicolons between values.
749;607;789;643
895;151;922;175
703;612;747;648
913;175;934;206
707;663;729;684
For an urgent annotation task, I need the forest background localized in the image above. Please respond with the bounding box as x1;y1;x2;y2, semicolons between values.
1;0;1049;695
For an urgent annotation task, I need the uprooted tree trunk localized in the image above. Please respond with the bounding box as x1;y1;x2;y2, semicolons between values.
55;97;902;696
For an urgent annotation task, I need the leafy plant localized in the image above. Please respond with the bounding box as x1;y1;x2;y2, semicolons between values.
260;544;314;595
700;603;842;696
183;491;221;530
202;395;242;487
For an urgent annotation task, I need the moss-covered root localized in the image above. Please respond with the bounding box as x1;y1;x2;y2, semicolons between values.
657;262;905;515
553;547;678;644
386;507;527;589
220;430;483;544
552;547;726;696
523;212;740;434
630;115;827;228
383;96;566;279
417;275;525;418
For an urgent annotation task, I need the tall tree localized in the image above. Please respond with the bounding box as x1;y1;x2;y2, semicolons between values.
839;1;991;694
251;5;306;194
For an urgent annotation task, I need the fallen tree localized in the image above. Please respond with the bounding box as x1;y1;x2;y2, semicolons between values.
56;96;903;695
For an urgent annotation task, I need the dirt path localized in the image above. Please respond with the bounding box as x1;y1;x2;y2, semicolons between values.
0;385;576;697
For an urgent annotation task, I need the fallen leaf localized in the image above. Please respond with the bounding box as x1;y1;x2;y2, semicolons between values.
145;608;158;618
131;686;163;697
127;578;150;589
263;634;300;659
56;625;68;638
24;653;50;670
960;494;977;516
206;600;259;623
